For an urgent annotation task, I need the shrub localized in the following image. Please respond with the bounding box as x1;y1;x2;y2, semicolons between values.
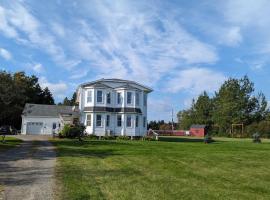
142;136;156;141
116;136;130;140
252;133;261;143
86;134;98;140
59;124;85;138
102;136;116;140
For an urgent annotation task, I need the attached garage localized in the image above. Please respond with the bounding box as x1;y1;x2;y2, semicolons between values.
26;122;43;135
21;104;79;135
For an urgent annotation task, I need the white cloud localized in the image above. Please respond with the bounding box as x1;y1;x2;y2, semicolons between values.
0;48;12;60
39;77;68;99
167;67;226;94
32;63;44;73
219;26;242;46
0;2;79;69
67;1;218;86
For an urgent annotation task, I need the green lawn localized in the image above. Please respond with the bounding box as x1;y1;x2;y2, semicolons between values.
0;136;22;151
52;137;270;200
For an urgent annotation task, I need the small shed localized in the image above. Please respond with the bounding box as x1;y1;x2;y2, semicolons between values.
190;124;207;137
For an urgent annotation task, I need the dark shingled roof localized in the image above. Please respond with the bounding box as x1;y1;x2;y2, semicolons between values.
22;103;79;117
190;124;207;128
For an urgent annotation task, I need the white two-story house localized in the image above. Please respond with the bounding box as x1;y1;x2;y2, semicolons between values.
21;78;152;136
77;79;153;136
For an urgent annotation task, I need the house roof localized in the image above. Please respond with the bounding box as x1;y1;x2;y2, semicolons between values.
190;124;207;128
78;78;153;93
22;103;79;117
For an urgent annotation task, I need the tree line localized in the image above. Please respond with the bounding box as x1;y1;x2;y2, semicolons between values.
0;71;54;128
177;76;270;137
0;71;78;129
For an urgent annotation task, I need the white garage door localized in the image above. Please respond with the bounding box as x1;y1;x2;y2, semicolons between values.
26;122;43;135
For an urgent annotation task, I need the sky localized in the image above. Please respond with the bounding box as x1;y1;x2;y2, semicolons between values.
1;0;270;121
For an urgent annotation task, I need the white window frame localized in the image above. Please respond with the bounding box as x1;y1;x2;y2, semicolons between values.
126;115;132;127
127;92;132;104
86;114;91;126
97;90;103;103
87;90;92;103
117;115;122;127
96;114;102;127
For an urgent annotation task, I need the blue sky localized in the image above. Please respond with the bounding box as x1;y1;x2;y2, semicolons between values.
1;0;270;121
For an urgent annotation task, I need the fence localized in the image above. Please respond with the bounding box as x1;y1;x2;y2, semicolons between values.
149;130;188;136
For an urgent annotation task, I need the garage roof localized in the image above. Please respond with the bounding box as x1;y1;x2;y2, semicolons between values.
22;103;79;117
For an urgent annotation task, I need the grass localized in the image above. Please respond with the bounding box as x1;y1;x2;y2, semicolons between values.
0;136;22;152
52;136;270;200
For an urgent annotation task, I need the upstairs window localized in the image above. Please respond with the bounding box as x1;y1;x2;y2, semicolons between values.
117;115;122;127
86;114;91;126
106;92;111;104
97;90;103;103
106;115;110;127
126;115;132;127
136;92;140;106
117;92;122;104
87;91;92;103
136;116;139;127
96;114;102;127
127;92;132;104
143;93;147;106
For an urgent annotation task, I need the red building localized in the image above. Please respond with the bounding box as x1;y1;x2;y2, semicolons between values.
189;125;207;137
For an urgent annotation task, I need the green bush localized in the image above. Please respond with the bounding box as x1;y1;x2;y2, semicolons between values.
86;134;98;140
142;136;156;141
59;124;85;138
116;136;130;140
102;136;116;140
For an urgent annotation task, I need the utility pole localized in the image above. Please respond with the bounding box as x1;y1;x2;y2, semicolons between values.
171;108;174;131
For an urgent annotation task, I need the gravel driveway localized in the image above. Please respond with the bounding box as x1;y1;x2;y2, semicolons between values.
0;135;56;200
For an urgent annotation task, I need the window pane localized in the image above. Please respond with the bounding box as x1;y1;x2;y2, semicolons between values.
106;115;110;127
117;115;122;127
136;92;139;106
143;117;146;127
127;115;132;127
97;91;103;103
117;92;121;104
127;92;132;104
136;116;139;127
87;91;92;103
96;115;102;127
86;114;91;126
143;93;147;106
106;93;111;104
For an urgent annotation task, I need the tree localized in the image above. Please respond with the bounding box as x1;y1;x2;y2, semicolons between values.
212;76;266;134
0;71;55;128
41;87;54;105
59;92;78;106
177;76;268;136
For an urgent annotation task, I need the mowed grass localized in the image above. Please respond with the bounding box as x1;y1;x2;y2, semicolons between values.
0;136;22;151
52;137;270;200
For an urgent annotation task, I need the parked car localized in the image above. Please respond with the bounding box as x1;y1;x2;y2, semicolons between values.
0;126;18;135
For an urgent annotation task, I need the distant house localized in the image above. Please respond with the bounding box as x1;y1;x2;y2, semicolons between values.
21;78;153;136
189;125;207;137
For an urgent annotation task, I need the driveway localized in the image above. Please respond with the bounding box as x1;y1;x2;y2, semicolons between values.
0;135;56;200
